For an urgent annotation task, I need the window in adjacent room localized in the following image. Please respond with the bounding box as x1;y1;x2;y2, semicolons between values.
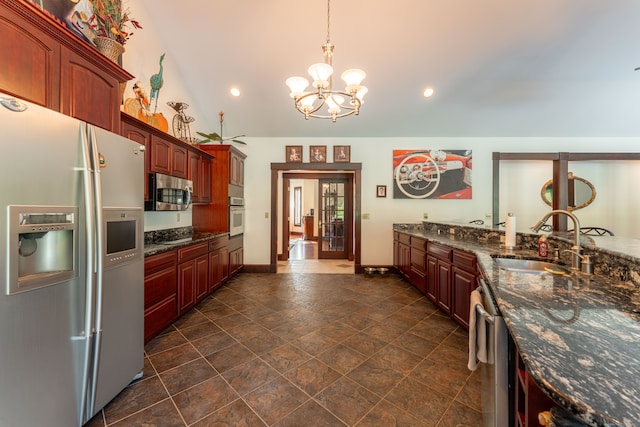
293;186;302;226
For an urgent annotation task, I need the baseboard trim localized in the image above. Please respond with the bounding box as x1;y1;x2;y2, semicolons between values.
242;264;276;273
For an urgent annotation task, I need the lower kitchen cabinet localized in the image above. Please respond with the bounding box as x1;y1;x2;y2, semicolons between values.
393;232;411;280
451;250;479;329
409;236;427;294
209;236;229;292
228;235;244;276
144;235;243;343
144;251;178;344
177;242;209;315
395;231;478;329
514;345;555;426
426;241;453;314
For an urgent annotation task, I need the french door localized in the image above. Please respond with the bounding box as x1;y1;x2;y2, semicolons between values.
318;178;352;259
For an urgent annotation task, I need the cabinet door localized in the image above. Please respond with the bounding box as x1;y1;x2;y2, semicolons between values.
195;254;209;302
188;150;201;203
426;255;438;303
172;144;188;178
0;8;60;109
451;266;476;329
178;260;196;315
409;248;426;294
230;150;244;187
150;135;171;175
229;247;243;276
60;47;121;132
437;261;451;314
121;119;151;200
200;157;211;203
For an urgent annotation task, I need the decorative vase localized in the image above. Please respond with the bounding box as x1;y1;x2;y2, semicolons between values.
93;36;125;63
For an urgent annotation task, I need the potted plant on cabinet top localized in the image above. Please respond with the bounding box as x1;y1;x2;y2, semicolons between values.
88;0;142;62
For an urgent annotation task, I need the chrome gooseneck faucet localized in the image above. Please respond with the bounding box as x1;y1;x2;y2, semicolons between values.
531;209;583;271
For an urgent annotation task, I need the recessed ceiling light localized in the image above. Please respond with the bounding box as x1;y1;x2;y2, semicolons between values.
230;87;241;97
423;87;434;98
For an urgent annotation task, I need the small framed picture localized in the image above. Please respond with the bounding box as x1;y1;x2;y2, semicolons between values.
333;145;350;163
310;145;327;163
286;145;303;163
376;185;387;198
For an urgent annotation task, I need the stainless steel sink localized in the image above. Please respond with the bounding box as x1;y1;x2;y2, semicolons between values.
494;257;571;275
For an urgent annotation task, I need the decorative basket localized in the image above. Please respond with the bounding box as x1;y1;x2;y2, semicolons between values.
93;36;125;63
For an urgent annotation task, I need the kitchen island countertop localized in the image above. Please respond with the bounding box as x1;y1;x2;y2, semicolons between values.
395;223;640;427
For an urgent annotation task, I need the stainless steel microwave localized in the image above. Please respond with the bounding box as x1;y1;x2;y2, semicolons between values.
145;173;193;211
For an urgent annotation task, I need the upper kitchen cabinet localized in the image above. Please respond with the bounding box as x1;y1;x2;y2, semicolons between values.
0;0;133;133
194;145;246;232
150;133;188;179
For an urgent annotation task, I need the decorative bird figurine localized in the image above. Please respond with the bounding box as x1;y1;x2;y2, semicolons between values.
149;53;165;113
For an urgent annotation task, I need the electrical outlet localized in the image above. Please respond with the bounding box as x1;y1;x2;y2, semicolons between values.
264;212;269;218
177;213;181;222
362;213;370;220
423;212;429;219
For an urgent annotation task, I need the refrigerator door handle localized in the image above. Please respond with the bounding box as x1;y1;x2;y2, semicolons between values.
79;122;97;421
85;124;105;421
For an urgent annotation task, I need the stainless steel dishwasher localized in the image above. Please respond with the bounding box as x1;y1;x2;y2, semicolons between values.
474;278;510;427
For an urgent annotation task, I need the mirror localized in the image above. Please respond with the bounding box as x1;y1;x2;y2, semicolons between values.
541;172;596;211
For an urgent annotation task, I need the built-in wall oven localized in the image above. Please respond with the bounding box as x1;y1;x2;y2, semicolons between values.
472;278;510;427
229;197;244;237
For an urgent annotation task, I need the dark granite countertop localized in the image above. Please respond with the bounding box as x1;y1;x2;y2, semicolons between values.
144;230;229;257
394;222;640;427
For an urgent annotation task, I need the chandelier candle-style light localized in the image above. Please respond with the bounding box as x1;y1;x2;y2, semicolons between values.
286;0;367;122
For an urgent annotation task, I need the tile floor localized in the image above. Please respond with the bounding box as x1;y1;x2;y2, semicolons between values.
87;271;483;427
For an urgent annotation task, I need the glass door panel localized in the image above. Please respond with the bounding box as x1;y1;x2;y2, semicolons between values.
318;180;348;259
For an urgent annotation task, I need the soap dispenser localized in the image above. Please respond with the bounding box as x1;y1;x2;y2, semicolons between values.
538;235;549;257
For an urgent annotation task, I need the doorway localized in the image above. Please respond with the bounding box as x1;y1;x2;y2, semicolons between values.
270;163;362;273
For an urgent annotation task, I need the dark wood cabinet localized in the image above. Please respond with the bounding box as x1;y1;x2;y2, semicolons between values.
0;0;133;133
193;145;246;232
409;236;427;294
209;235;229;292
188;150;211;204
144;251;177;344
427;242;453;313
514;345;555;426
177;242;209;315
230;148;245;187
451;251;478;329
393;232;411;280
150;133;188;178
395;232;478;329
229;235;244;276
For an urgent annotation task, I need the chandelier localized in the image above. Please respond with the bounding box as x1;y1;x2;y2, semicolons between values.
285;0;367;122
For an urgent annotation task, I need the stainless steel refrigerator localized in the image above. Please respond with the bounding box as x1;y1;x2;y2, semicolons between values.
0;93;145;426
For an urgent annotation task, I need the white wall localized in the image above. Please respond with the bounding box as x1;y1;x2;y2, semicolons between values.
242;137;640;267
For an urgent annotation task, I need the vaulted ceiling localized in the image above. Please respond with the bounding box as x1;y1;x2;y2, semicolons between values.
138;0;640;139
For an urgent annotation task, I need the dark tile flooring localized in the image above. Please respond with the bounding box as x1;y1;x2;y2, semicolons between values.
87;273;483;426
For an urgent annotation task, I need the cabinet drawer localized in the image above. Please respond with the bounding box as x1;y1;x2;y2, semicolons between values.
410;236;427;251
209;235;228;251
453;250;477;272
398;232;411;245
178;242;209;262
144;296;177;343
144;265;176;308
427;242;452;261
145;250;177;275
